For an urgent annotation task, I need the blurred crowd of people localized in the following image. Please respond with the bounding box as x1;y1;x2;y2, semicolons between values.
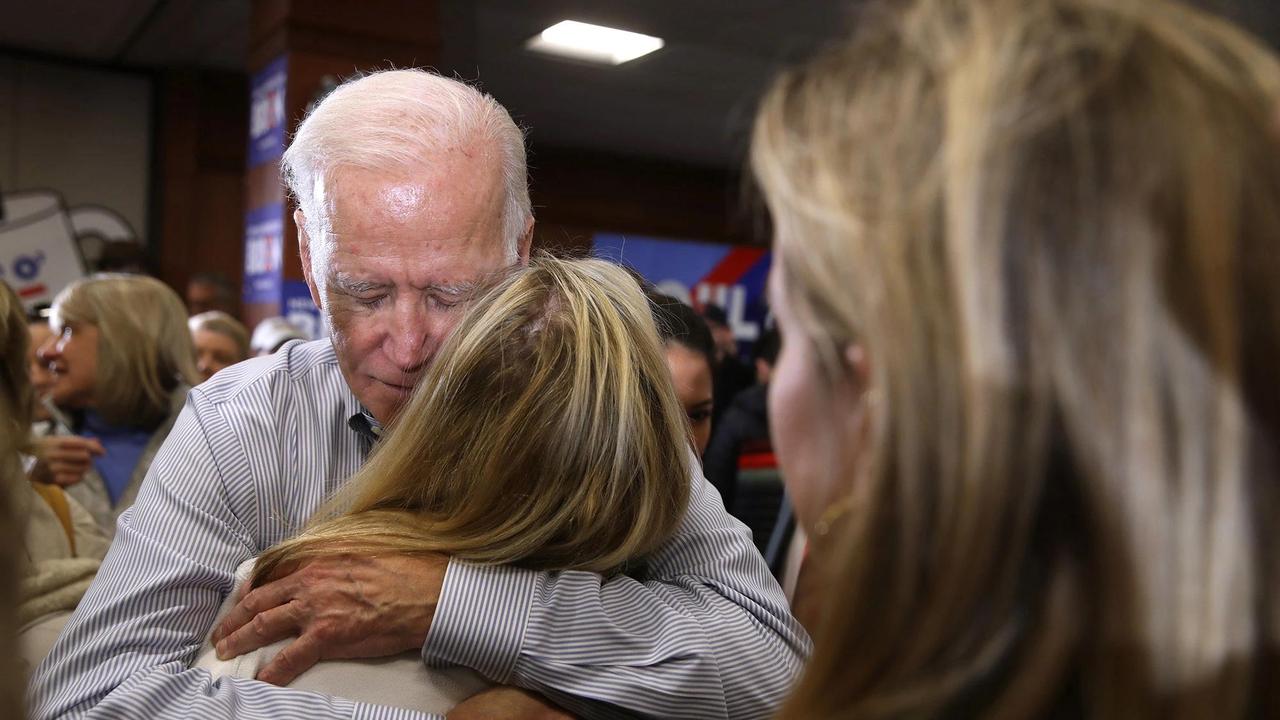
3;0;1279;717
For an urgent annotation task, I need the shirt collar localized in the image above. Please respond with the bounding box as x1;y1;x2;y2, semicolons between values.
347;407;384;443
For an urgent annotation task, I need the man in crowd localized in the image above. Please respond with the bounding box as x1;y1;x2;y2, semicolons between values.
186;272;237;316
701;304;756;428
31;70;809;719
703;327;779;515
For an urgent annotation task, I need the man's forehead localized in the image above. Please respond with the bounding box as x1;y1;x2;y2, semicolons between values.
326;253;496;290
323;169;504;240
327;153;501;205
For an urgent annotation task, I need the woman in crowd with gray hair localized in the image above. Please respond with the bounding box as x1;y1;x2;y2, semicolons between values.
32;274;199;533
188;311;250;383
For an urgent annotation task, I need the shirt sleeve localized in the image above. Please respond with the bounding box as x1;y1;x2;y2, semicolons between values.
27;393;442;720
423;461;812;720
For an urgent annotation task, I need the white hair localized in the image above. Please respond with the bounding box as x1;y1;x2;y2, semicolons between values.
282;70;532;280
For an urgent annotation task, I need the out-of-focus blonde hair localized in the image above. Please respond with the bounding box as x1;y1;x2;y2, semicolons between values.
0;282;32;455
51;275;198;428
0;282;28;716
188;311;250;361
253;256;691;584
752;0;1280;717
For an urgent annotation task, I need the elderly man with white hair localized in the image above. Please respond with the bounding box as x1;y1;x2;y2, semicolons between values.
30;70;809;720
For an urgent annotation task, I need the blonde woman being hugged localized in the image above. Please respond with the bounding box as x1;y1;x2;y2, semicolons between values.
31;274;199;534
193;256;693;715
752;0;1280;716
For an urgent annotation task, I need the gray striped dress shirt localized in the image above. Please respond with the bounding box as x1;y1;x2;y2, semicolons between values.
29;339;811;719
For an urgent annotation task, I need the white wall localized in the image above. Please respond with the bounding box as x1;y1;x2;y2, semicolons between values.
0;56;151;240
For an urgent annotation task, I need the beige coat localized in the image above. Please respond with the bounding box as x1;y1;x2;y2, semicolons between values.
14;479;110;673
65;384;189;536
18;482;110;571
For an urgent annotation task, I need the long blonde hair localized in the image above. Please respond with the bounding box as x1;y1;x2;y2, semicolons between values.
752;0;1280;717
0;282;32;455
51;274;198;428
253;256;691;585
0;283;28;717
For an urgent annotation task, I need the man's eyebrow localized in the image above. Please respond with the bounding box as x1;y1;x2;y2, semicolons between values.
332;273;390;295
427;281;478;297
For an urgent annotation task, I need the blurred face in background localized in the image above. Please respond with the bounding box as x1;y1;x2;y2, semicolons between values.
38;320;100;409
186;280;233;316
28;322;55;422
193;328;242;382
709;323;736;363
664;343;714;454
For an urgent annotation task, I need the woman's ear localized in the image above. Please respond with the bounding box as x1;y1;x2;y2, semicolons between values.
844;343;871;394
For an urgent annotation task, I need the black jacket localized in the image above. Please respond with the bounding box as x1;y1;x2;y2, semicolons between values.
703;383;771;513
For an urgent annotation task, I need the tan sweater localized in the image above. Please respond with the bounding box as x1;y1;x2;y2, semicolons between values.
15;478;110;674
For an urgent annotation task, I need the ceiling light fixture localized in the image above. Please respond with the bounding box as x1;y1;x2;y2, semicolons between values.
526;20;664;65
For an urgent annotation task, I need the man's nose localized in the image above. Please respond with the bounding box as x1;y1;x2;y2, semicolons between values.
384;303;432;372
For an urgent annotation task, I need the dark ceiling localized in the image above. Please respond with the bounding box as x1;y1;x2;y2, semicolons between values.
0;0;849;169
1;0;1277;170
443;1;848;167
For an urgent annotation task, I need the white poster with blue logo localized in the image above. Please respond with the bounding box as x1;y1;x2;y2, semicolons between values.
0;191;141;311
248;56;287;169
593;233;772;352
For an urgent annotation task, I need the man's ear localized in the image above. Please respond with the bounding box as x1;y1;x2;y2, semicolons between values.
295;209;323;309
517;218;535;265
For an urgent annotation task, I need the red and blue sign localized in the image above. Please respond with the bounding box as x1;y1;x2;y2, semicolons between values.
593;233;772;352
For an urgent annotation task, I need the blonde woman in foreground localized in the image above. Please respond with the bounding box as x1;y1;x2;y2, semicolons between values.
1;281;32;719
752;0;1280;717
193;256;692;715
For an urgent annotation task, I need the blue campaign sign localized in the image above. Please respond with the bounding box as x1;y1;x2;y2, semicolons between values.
282;279;325;340
593;233;772;350
242;204;283;305
248;56;288;169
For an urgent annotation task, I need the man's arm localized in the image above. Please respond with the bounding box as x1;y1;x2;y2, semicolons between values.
424;468;812;720
28;396;438;720
212;460;807;719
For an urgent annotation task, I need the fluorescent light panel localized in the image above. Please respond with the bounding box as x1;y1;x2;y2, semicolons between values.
526;20;664;65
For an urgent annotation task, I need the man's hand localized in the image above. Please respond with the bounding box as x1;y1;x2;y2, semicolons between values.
30;436;105;487
449;687;576;720
210;552;448;686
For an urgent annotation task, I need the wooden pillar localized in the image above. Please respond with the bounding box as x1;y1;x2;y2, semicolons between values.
153;70;248;316
241;0;441;333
